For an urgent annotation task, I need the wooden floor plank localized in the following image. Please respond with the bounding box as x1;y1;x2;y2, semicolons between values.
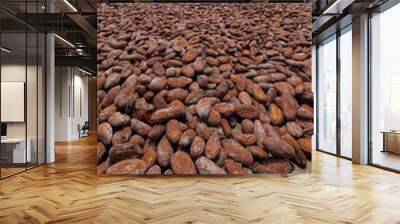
0;135;399;224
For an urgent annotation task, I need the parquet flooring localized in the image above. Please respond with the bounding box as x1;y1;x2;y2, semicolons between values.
0;135;400;224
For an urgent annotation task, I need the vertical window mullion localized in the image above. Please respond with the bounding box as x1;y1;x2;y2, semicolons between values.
337;28;341;157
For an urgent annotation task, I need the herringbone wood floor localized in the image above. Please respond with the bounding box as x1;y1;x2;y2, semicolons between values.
0;135;399;224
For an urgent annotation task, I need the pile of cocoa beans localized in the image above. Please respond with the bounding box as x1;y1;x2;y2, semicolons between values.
97;3;312;175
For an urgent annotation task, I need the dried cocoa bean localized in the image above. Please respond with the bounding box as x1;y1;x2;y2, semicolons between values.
108;112;130;127
148;125;165;141
171;151;197;174
131;118;152;137
263;137;296;159
98;122;113;145
190;136;206;158
97;3;312;175
107;159;147;175
112;127;132;146
205;134;221;160
146;165;162;174
108;142;143;164
224;159;248;174
253;159;293;175
150;100;186;123
222;139;254;166
166;119;183;144
157;135;174;167
195;156;226;174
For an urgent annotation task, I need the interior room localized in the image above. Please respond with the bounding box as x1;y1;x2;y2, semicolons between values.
0;0;399;223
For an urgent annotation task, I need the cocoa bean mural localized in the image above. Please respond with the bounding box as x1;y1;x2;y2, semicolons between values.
97;3;312;176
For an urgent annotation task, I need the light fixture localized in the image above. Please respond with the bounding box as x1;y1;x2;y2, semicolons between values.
1;47;11;53
54;34;75;48
63;0;78;12
78;67;93;76
76;49;82;55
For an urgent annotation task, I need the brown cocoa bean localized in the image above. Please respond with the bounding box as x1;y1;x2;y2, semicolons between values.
205;134;221;160
222;139;254;166
212;102;236;117
276;93;299;120
101;85;120;107
150;100;186;123
297;137;312;156
99;105;117;122
108;142;143;164
130;118;152;137
98;122;113;145
252;83;268;102
148;77;167;92
241;119;254;133
224;159;247;174
157;135;174;167
190;136;206;158
148;125;165;141
235;104;259;119
142;149;157;170
196;97;220;120
171;151;197;174
286;121;303;138
112;127;132;146
253;120;266;145
107;159;147;175
253;159;293;175
195;156;226;174
166;119;183;144
297;104;313;120
179;129;196;148
207;110;222;126
146;165;162;174
130;135;145;147
233;133;257;146
182;49;200;63
108;112;130;127
263;137;296;159
269;103;284;125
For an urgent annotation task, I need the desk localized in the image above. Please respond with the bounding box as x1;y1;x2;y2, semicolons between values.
382;131;400;154
1;138;31;163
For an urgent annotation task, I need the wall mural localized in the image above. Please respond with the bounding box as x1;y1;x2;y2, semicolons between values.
97;3;312;176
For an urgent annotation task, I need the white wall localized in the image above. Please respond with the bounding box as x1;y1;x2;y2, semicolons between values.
55;66;89;141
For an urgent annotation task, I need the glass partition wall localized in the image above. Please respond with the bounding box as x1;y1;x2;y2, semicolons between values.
0;2;46;179
370;3;400;172
339;26;352;159
316;25;353;159
317;35;337;155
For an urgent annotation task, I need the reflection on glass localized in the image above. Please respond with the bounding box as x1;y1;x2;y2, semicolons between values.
318;36;337;154
371;4;400;171
340;27;352;158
